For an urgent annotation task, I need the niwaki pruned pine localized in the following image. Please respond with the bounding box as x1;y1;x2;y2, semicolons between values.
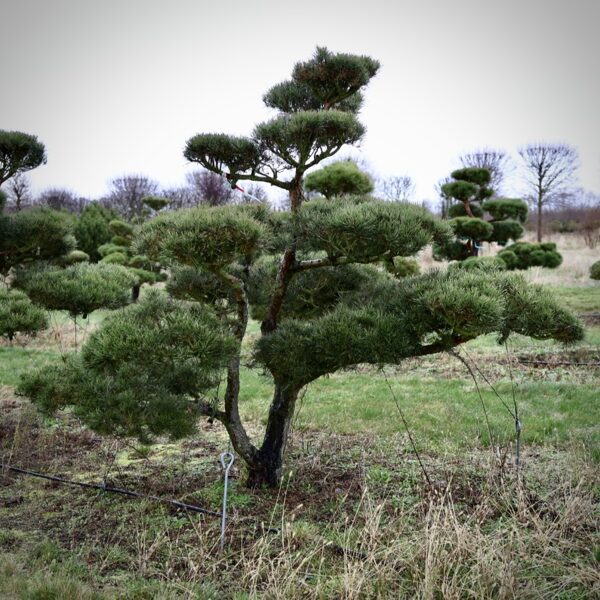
19;48;583;487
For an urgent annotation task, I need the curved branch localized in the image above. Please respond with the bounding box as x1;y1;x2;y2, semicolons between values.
293;251;391;272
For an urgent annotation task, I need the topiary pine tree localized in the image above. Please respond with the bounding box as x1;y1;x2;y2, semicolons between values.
74;202;118;262
435;167;525;260
19;49;584;488
304;160;374;198
13;262;137;349
497;241;562;270
0;207;76;276
0;130;46;188
0;287;48;343
98;218;164;300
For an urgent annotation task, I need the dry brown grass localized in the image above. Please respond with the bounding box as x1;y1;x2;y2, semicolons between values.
1;394;598;598
419;232;600;288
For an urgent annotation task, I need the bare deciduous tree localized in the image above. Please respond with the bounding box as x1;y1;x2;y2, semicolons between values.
106;175;159;219
7;173;32;211
38;188;85;213
379;175;415;202
162;186;196;210
434;176;452;218
518;143;578;241
459;149;512;194
236;183;269;204
186;169;234;206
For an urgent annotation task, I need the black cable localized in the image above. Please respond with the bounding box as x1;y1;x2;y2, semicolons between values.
1;463;220;517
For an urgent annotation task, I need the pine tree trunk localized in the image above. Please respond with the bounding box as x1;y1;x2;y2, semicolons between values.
537;198;543;242
246;383;299;487
131;284;141;302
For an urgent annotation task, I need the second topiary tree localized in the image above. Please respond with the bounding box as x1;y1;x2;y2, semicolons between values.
435;167;562;270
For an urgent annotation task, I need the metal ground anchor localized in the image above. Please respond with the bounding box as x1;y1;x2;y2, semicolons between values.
219;451;234;552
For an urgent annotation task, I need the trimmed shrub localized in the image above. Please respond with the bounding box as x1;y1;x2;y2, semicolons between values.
16;263;136;317
449;217;494;240
304;160;374;198
64;250;90;264
451;256;507;272
498;241;562;270
390;257;420;278
0;288;48;341
73;203;117;261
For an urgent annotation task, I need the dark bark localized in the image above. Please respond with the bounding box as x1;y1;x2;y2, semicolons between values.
246;383;300;487
260;180;302;335
261;248;296;335
221;355;259;467
131;284;141;302
537;195;543;242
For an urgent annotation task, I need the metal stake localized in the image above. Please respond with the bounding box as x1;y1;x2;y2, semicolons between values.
219;451;234;552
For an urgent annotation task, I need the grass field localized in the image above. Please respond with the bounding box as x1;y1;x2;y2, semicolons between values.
1;238;599;598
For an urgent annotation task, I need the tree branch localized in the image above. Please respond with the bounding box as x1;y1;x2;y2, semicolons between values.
292;251;391;272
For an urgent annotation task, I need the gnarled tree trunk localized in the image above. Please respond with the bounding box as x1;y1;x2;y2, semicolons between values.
246;382;299;487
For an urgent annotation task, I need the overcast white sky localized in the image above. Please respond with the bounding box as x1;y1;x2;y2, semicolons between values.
1;0;599;204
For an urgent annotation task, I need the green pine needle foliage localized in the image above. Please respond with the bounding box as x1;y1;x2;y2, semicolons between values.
590;260;600;280
142;196;170;212
0;288;47;341
108;220;134;238
304;161;373;198
490;220;525;246
482;198;528;223
263;81;364;114
295;197;452;260
292;47;380;108
447;203;484;219
247;258;385;321
450;256;507;272
255;270;583;387
0;208;75;275
0;130;46;184
449;217;494;241
73;203;117;262
15;263;136;317
97;243;124;258
450;167;491;187
136;205;266;267
18;292;239;441
64;250;90;264
254;111;365;168
167;265;238;314
441;180;478;202
100;252;128;265
498;242;563;270
184;134;262;179
386;257;420;278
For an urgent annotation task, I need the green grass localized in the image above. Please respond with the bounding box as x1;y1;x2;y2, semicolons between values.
464;326;600;351
1;281;599;599
0;346;60;387
236;369;599;454
547;284;600;313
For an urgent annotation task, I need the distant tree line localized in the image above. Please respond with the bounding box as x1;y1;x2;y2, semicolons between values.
434;144;587;242
1;169;270;218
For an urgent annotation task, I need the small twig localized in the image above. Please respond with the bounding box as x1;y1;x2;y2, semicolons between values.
2;463;220;517
505;342;522;470
448;349;494;446
383;373;432;486
518;359;600;367
462;347;515;419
